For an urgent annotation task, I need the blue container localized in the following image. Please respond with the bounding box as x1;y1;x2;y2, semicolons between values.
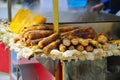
11;50;18;61
67;0;87;8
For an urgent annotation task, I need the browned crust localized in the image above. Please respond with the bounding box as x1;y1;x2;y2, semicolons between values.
43;39;61;55
38;32;59;48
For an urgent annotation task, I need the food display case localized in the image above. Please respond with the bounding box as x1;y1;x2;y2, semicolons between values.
10;22;120;80
0;0;120;80
9;22;120;80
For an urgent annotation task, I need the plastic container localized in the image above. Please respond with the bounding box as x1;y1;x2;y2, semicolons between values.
67;0;88;9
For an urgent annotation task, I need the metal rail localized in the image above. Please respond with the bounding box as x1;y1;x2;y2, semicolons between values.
7;0;12;22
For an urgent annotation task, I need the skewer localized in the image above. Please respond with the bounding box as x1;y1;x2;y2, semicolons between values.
53;0;59;32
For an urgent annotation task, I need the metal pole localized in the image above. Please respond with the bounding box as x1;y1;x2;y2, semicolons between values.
7;0;12;22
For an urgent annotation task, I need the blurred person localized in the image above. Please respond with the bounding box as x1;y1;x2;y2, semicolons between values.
23;0;40;10
91;0;120;14
24;0;35;6
3;0;7;2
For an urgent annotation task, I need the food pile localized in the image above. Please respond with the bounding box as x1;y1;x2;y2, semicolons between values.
10;24;120;61
1;9;120;61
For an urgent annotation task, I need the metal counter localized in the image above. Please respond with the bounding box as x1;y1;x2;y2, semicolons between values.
40;11;120;23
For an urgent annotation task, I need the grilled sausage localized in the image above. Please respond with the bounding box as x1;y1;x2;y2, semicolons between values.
68;45;75;50
26;38;43;46
43;39;61;55
90;39;99;48
38;32;59;48
20;25;53;38
71;38;79;45
85;45;93;52
59;26;78;33
59;44;66;52
24;30;53;39
79;38;89;46
62;38;71;46
97;34;108;44
76;45;84;52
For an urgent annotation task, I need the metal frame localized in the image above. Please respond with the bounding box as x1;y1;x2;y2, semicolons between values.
7;0;12;22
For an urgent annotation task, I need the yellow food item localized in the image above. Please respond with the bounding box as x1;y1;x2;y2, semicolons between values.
9;9;46;34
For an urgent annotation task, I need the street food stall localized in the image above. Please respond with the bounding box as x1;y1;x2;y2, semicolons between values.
0;0;120;80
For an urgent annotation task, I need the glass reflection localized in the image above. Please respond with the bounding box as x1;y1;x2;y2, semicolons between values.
0;0;120;21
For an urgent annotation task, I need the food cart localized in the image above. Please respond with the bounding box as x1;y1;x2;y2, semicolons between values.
0;0;120;80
